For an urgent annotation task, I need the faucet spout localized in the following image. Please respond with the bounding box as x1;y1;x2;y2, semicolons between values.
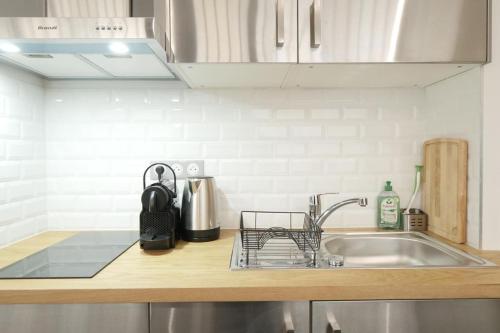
314;197;368;228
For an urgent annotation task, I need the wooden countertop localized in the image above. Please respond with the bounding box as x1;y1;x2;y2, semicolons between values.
0;230;500;304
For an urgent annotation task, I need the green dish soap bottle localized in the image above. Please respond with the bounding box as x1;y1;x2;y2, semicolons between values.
377;181;401;230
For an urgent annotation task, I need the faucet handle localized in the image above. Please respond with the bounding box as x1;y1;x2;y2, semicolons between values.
309;192;339;204
309;192;339;219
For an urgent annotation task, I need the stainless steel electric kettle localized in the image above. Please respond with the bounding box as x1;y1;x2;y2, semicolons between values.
181;177;219;242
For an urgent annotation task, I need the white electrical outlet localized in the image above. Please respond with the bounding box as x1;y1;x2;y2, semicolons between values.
149;160;205;180
170;163;184;178
186;163;200;177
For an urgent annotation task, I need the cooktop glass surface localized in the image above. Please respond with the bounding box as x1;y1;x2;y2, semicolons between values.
0;231;138;279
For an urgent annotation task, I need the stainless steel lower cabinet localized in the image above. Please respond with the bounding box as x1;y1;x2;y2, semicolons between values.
150;302;310;333
312;300;500;333
0;303;149;333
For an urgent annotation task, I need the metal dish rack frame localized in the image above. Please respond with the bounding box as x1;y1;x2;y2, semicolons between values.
239;211;322;266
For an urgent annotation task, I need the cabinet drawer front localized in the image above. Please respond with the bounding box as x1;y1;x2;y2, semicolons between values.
312;300;500;333
298;0;488;63
0;304;149;333
151;302;309;333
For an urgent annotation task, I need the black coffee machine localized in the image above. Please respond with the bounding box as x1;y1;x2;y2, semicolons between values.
140;163;181;250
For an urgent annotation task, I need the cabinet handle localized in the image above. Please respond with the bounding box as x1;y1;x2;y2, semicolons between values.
276;0;285;47
283;311;295;333
326;312;341;333
310;0;321;48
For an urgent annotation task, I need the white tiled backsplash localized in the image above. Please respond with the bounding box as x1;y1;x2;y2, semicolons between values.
43;82;426;233
0;63;483;248
0;63;46;247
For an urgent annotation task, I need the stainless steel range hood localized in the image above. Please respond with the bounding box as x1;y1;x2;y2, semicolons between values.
0;0;175;79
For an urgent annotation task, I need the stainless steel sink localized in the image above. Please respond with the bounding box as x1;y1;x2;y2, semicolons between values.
230;232;496;269
320;232;495;268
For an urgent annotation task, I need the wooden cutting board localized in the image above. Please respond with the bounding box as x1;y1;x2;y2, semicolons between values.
422;138;468;244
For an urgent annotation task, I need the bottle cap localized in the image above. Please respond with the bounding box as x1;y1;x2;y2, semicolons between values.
384;181;393;191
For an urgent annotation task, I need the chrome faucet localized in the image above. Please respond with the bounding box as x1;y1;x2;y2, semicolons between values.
309;193;368;228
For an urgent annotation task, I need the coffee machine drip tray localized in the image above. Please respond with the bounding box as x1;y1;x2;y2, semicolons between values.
0;231;138;279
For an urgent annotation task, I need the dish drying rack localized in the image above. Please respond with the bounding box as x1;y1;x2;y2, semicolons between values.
239;211;322;268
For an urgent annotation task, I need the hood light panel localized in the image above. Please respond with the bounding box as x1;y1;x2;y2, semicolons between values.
0;42;20;53
108;42;129;55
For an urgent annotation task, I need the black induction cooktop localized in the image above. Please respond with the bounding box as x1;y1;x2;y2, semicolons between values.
0;231;138;279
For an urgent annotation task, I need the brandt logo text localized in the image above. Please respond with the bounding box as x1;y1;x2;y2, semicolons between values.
37;26;58;30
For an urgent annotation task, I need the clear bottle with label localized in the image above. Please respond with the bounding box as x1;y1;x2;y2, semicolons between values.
377;181;401;230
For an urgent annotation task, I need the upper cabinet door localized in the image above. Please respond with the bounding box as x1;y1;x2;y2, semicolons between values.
169;0;297;63
298;0;488;63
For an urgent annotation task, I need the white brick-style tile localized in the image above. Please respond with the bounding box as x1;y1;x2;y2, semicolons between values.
257;125;287;139
290;125;322;138
275;177;307;193
342;176;378;192
129;108;163;122
240;143;274;158
0;142;5;159
361;123;397;138
0;202;22;226
358;157;393;174
203;106;239;122
240;108;273;121
275;143;306;157
0;162;21;181
214;177;238;194
166;106;204;122
307;177;342;193
310;108;341;120
165;142;202;159
0;119;21;138
184;124;220;141
307;142;341;156
255;160;289;176
290;159;323;175
342;141;378;155
149;124;184;140
325;158;358;174
255;195;289;211
7;181;34;201
219;160;254;176
221;124;256;140
379;141;416;155
204;142;239;158
325;125;359;138
343;107;372;120
275;109;305;120
239;177;275;193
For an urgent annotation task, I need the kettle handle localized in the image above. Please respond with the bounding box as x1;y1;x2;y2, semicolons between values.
142;163;177;194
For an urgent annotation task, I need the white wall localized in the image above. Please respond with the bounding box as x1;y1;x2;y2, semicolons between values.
481;0;500;250
0;63;46;248
44;82;426;230
424;68;483;248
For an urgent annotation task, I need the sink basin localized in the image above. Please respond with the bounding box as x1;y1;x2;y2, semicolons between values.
230;231;495;269
320;232;495;268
